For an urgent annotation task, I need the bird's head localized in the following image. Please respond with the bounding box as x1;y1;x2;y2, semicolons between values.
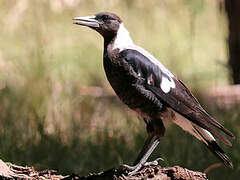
73;12;122;39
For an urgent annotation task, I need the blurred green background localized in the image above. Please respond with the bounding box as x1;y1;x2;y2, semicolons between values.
0;0;239;179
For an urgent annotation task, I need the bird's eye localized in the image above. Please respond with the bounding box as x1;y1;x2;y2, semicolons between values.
102;15;108;22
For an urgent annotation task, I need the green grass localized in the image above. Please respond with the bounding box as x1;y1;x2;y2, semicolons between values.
0;0;239;179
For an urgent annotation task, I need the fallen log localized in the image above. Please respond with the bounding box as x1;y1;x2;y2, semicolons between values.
0;159;207;180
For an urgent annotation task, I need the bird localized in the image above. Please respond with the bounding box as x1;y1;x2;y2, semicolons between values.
73;12;234;173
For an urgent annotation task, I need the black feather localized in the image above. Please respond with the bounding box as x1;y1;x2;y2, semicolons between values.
207;141;233;168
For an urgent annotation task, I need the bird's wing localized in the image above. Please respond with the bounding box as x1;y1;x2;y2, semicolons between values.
120;49;234;146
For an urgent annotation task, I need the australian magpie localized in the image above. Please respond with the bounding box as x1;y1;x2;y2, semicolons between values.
73;12;234;172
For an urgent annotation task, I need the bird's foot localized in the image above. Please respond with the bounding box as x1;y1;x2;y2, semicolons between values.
121;157;164;175
144;157;164;166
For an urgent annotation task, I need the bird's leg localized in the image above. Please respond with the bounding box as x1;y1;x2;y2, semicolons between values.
133;134;154;165
122;118;165;174
122;137;161;174
133;118;164;166
132;119;155;165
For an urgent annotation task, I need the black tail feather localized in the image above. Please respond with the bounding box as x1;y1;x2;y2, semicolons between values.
207;141;233;168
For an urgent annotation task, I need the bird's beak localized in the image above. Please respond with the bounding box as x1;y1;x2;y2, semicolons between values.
73;15;99;28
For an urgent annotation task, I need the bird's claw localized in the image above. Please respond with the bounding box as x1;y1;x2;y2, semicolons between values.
120;164;142;175
121;157;164;175
144;157;164;166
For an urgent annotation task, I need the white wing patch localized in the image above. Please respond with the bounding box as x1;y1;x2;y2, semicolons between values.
161;76;175;93
112;23;176;93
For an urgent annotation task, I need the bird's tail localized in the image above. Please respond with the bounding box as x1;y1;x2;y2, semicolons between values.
206;141;233;168
193;125;233;168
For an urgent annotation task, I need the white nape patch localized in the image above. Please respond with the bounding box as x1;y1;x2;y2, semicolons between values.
112;23;134;50
112;23;176;93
